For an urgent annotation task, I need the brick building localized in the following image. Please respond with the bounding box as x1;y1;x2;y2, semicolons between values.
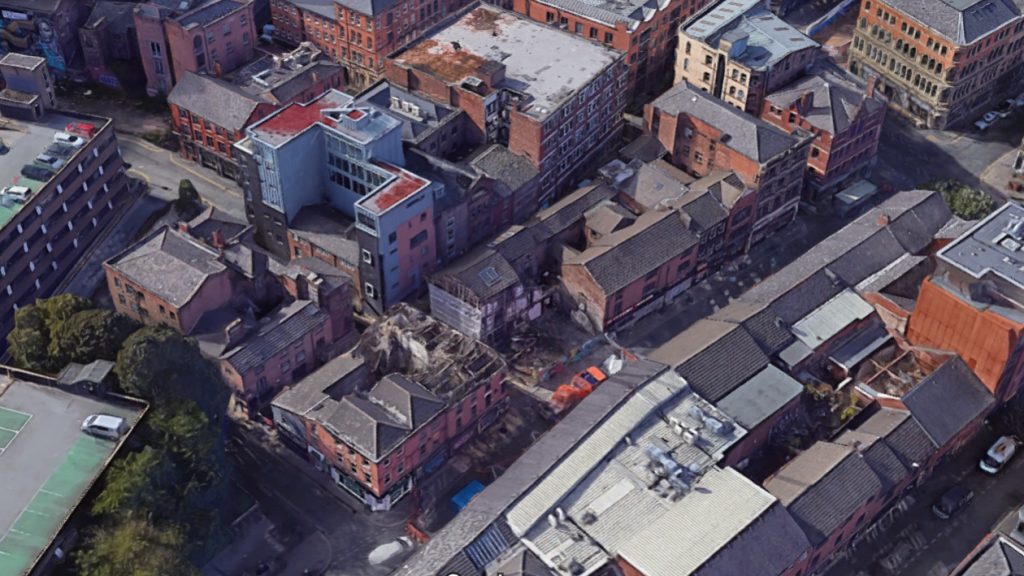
386;5;628;206
848;0;1024;129
79;2;142;89
168;42;344;179
677;0;818;114
509;0;710;99
761;65;887;205
646;81;813;246
0;55;130;351
0;0;85;74
269;0;477;90
134;0;258;96
270;304;507;510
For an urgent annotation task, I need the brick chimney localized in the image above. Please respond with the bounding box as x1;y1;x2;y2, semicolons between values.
865;75;877;99
798;91;814;113
877;213;890;226
224;317;251;349
177;221;189;233
211;229;226;250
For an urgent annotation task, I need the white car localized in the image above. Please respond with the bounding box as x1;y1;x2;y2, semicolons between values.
980;435;1018;474
81;414;127;440
1;185;32;202
53;131;86;148
975;119;991;131
984;111;1001;123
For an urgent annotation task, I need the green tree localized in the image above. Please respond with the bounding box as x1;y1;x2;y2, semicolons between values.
91;447;179;519
6;295;92;372
924;179;997;220
115;326;229;418
75;516;198;576
176;179;202;220
48;309;140;368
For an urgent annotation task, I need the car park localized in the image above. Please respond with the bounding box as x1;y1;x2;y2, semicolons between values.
932;485;974;519
21;164;54;181
81;414;128;440
34;153;64;171
980;435;1019;474
1;185;32;203
53;131;85;148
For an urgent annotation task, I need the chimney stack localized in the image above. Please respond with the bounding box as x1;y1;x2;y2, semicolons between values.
877;213;890;226
211;229;226;250
177;221;189;234
865;75;878;99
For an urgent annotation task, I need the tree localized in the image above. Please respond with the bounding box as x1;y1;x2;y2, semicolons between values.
115;326;229;419
924;179;996;220
75;516;198;576
91;447;179;519
6;295;92;372
176;179;202;220
48;309;140;367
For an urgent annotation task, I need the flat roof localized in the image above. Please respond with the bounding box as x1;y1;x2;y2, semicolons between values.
357;162;431;214
0;112;107;229
685;0;817;69
394;6;621;120
0;371;144;576
938;202;1024;289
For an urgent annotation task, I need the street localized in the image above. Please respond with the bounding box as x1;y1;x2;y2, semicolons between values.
825;428;1024;576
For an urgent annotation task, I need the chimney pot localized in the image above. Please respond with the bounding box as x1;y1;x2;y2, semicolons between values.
866;75;878;99
211;229;226;249
877;213;890;226
177;221;189;233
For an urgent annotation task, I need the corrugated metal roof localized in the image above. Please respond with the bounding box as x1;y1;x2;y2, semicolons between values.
790;289;875;349
617;468;776;576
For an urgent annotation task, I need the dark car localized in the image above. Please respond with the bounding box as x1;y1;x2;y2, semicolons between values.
932;485;974;519
21;164;54;181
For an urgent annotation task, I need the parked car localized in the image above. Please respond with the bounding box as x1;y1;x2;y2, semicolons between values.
1;185;32;203
53;131;85;148
984;111;1001;123
81;414;128;440
932;485;974;519
975;119;991;131
980;435;1019;474
21;164;54;181
996;100;1015;118
65;122;96;138
34;153;64;171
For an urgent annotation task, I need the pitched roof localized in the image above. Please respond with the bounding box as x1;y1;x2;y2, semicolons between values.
678;192;729;232
58;360;115;386
176;0;246;27
765;66;883;135
222;301;330;374
855;407;938;469
85;1;137;32
712;301;795;356
652;321;772;402
567;210;699;295
955;534;1024;576
685;0;819;69
885;0;1024;45
621;159;695;210
717;365;803;430
651;81;802;163
902;356;995;446
765;442;884;545
835;429;912;489
434;248;520;301
105;226;227;308
168;72;264;132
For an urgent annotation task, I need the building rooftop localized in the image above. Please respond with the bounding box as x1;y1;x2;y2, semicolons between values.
221;300;331;374
432;247;521;302
901;356;994;446
247;89;354;147
0;369;145;576
225;43;343;104
522;0;673;29
0;111;107;230
169;72;263;132
938;202;1024;291
953;533;1024;576
355;81;461;144
290;0;339;18
0;53;45;70
885;0;1024;45
288;205;359;266
394;6;622;120
651;81;804;163
357;162;432;214
84;1;137;32
105;226;228;308
716;364;803;430
765;65;884;135
175;0;246;27
685;0;818;69
470;145;539;192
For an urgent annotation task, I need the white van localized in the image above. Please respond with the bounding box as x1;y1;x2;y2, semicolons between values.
980;435;1018;474
1;185;32;202
81;414;128;440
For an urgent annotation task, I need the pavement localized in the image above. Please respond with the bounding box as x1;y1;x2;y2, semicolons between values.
874;109;1022;200
825;426;1024;576
227;421;413;576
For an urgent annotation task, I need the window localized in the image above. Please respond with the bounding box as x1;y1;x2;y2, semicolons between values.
811;147;821;158
150;41;162;57
364;283;376;298
546;12;554;22
590;27;598;39
694;151;704;163
575;23;583;33
361;249;373;264
605;31;613;43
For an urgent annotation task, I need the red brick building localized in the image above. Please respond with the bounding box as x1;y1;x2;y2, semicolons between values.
270;0;478;90
510;0;710;100
168;43;344;179
646;81;813;246
271;304;507;510
761;66;887;206
386;5;627;205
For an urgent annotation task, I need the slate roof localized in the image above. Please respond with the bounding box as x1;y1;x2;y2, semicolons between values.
568;210;698;295
765;66;883;135
886;0;1024;45
168;72;263;132
106;226;227;308
323;374;445;460
85;1;137;32
620;159;694;209
956;534;1024;576
471;146;539;192
519;0;672;29
855;407;938;469
765;442;884;545
651;81;802;163
685;0;818;69
691;501;811;576
712;301;796;355
176;0;246;26
288;205;359;266
434;248;520;301
291;0;340;19
222;301;329;374
652;321;772;402
835;429;912;489
678;192;729;233
58;360;115;386
902;356;995;446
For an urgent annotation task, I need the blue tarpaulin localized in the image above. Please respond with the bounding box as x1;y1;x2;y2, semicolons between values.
451;480;486;511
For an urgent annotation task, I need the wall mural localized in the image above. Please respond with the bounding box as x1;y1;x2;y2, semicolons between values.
0;10;66;72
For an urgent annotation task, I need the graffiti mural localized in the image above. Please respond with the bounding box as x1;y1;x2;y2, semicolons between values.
0;10;66;73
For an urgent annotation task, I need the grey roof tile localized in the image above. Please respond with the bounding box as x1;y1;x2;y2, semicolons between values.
223;300;329;374
957;536;1024;576
856;407;938;469
765;66;883;135
434;248;520;301
716;364;803;429
168;72;263;132
674;324;771;402
651;82;800;163
471;145;539;192
903;357;995;446
176;0;246;26
885;0;1024;44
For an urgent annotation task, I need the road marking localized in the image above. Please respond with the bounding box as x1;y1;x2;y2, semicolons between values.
127;168;151;186
166;151;242;197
